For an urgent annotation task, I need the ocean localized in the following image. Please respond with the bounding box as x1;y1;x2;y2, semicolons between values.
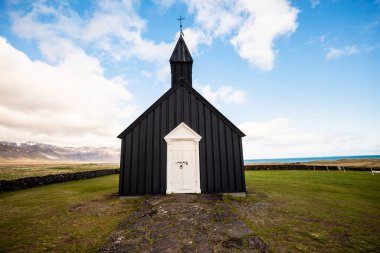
244;155;380;164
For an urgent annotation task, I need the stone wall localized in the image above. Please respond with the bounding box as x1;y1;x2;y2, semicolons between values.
244;164;379;171
2;165;377;193
0;169;120;192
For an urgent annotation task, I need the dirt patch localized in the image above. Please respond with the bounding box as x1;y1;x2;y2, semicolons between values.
69;202;111;215
104;192;120;200
68;194;121;215
98;194;268;252
227;197;281;228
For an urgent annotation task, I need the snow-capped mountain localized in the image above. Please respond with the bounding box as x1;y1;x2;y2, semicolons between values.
0;141;119;163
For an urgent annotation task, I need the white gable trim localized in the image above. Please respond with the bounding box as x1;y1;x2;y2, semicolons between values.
164;122;202;142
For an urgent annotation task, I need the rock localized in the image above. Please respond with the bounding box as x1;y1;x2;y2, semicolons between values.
98;194;268;252
0;169;119;192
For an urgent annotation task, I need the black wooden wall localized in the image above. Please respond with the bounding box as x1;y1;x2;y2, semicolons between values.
171;62;192;87
119;83;246;196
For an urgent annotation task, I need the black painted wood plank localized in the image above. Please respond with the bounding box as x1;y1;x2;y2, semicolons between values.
160;99;168;193
239;138;247;192
204;106;214;192
219;120;229;191
152;108;160;193
168;91;175;131
198;100;207;192
119;139;125;195
183;88;190;124
212;112;221;192
124;133;133;195
138;118;147;194
130;127;139;195
190;94;198;132
225;127;236;191
232;132;242;191
176;86;183;124
145;112;153;193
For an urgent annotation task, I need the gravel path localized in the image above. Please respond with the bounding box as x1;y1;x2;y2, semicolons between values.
98;194;268;252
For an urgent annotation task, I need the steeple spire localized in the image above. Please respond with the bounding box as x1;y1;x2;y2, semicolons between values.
170;34;193;87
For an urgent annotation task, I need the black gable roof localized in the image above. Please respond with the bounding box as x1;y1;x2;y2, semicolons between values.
117;80;245;138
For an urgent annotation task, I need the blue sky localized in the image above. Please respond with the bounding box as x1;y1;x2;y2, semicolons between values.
0;0;379;159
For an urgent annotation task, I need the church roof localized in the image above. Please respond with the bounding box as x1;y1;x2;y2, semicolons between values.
117;79;245;138
169;35;193;62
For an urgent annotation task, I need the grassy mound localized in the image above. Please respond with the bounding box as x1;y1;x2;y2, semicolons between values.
235;171;380;252
0;175;139;252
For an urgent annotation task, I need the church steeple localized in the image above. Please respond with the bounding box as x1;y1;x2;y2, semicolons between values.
170;34;193;87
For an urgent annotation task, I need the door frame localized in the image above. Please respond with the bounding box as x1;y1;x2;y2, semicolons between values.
164;122;202;194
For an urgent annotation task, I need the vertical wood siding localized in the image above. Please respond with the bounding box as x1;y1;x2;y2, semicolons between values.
171;63;193;87
119;85;245;195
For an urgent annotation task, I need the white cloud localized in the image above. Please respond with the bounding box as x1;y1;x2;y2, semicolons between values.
180;28;211;54
0;37;137;147
195;83;247;106
308;35;363;60
326;45;359;59
8;1;214;87
240;117;318;146
239;117;380;159
3;1;196;147
10;0;298;72
1;1;301;149
10;1;175;64
185;0;242;37
186;0;299;71
230;0;298;71
153;0;177;10
310;0;320;8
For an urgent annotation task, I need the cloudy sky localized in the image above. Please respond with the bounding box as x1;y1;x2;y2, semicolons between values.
0;0;379;159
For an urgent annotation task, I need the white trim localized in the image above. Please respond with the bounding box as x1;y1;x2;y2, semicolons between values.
164;122;202;142
165;122;202;194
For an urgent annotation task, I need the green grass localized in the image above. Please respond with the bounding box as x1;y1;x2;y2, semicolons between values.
0;163;119;180
0;175;140;252
235;170;380;252
1;170;379;252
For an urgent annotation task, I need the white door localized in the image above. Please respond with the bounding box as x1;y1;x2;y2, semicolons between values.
164;122;201;194
169;141;198;192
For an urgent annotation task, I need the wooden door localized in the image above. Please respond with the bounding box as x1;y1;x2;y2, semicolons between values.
169;141;198;193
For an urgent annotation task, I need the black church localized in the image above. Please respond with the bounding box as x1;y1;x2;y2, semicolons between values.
118;34;246;196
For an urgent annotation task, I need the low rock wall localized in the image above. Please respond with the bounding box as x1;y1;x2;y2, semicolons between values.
244;164;379;171
0;169;120;192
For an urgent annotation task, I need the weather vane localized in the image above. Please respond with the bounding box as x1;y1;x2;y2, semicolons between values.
177;16;185;36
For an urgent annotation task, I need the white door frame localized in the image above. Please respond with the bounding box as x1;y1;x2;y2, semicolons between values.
164;122;202;194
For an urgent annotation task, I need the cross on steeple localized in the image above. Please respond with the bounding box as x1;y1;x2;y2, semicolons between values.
177;16;185;36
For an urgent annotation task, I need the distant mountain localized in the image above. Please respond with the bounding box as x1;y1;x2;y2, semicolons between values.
0;141;119;163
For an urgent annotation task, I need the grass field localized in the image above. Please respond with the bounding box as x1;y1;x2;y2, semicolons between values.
0;175;139;252
245;158;380;168
230;171;380;252
0;171;379;252
0;163;119;180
